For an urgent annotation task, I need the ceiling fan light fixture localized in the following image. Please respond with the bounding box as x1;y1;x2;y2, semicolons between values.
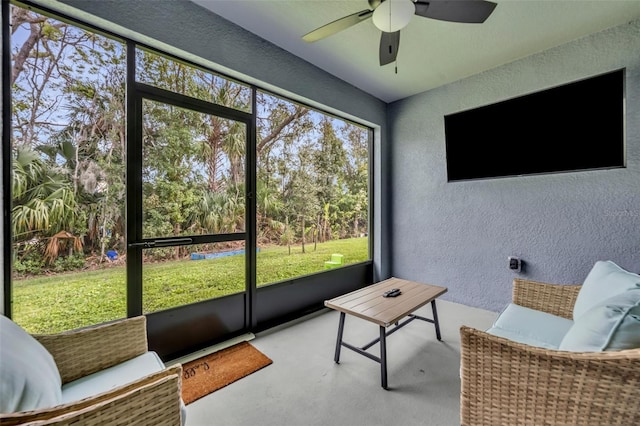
372;0;415;33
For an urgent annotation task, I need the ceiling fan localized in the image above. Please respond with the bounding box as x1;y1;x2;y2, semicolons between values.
302;0;497;66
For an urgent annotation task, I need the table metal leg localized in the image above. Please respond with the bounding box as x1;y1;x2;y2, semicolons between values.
334;312;346;363
332;297;443;390
379;325;388;389
431;300;442;341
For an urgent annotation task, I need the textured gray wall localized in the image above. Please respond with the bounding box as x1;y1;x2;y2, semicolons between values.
52;0;392;280
388;19;640;312
1;6;4;314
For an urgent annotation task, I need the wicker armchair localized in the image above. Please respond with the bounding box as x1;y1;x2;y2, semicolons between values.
460;278;640;425
0;316;183;426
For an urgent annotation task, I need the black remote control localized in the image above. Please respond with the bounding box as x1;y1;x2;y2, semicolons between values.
383;288;402;298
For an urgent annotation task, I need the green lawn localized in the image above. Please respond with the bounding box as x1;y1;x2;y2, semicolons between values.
12;237;368;333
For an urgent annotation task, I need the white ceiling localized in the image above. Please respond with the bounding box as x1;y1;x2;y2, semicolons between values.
193;0;640;103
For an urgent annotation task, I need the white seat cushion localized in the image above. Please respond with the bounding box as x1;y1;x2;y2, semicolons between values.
486;303;574;349
62;351;187;425
61;351;165;403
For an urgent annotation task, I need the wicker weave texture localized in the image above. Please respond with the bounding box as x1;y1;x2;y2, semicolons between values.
0;349;182;426
30;374;181;426
34;316;148;384
460;326;640;425
512;278;581;319
461;277;640;425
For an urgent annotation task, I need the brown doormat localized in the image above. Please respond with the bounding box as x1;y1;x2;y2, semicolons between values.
180;341;272;405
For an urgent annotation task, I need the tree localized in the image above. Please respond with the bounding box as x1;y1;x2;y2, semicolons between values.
136;54;251;248
282;142;320;253
9;3;370;275
11;148;80;264
11;8;99;149
256;93;314;245
313;117;347;242
256;180;284;244
341;123;369;237
11;7;127;265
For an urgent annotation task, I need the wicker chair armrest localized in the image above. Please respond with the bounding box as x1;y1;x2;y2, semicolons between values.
460;326;640;426
33;316;148;384
512;278;581;319
0;365;182;426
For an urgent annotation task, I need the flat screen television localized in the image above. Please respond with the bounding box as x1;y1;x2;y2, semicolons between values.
444;69;625;181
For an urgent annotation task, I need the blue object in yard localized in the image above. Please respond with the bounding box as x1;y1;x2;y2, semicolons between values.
190;248;260;260
106;250;118;261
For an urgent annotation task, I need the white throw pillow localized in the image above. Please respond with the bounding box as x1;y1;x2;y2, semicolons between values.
573;260;640;320
0;315;62;413
560;289;640;352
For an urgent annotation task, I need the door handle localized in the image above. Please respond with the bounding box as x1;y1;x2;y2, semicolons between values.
128;241;155;248
128;238;193;248
153;238;193;247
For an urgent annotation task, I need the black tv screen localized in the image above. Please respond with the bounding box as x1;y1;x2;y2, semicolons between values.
444;69;625;181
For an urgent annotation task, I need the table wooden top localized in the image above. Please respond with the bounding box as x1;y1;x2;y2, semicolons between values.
325;277;448;327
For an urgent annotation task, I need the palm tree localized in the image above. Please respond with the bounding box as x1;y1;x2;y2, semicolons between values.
192;185;244;235
12;148;79;258
256;180;284;244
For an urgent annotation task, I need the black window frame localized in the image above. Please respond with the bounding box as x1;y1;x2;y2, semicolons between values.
2;0;374;353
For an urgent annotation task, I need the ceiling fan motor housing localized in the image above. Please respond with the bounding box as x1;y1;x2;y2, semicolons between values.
373;0;416;33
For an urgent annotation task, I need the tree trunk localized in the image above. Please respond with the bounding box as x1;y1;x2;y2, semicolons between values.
206;116;223;191
322;203;330;243
173;223;181;259
10;11;47;84
286;216;291;255
99;180;110;263
301;215;306;254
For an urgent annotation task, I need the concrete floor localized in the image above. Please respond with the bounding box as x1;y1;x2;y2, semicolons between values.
182;300;497;426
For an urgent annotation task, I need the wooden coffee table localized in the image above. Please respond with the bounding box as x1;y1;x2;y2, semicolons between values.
325;277;448;389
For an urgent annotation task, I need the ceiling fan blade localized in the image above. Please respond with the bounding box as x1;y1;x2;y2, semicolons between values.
414;0;497;24
302;9;373;42
379;31;400;66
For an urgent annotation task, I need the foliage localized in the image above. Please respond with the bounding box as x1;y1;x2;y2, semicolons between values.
11;7;369;261
52;254;86;272
13;257;45;276
11;148;79;240
44;230;83;265
11;7;127;264
9;5;371;331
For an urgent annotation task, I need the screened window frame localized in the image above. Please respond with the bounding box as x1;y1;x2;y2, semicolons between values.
2;0;374;320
